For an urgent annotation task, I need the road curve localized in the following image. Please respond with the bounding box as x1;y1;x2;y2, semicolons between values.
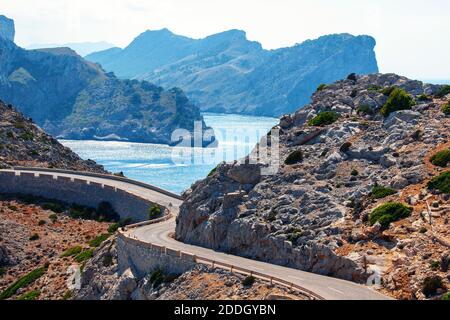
2;168;391;300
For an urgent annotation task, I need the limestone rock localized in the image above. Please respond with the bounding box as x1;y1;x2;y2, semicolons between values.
0;15;14;42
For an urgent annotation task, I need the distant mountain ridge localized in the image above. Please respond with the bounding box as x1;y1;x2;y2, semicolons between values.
0;16;214;146
87;29;379;116
27;41;116;57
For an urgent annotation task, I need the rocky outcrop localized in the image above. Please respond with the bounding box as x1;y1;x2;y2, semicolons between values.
0;15;14;42
0;16;214;146
176;73;450;285
87;31;378;116
0;100;105;172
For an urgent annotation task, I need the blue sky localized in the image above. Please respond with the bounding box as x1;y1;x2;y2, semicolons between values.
2;0;449;80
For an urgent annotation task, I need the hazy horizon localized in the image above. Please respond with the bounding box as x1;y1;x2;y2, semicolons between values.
2;0;449;80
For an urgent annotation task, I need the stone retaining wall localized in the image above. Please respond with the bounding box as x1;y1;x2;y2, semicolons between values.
117;234;196;278
0;171;156;222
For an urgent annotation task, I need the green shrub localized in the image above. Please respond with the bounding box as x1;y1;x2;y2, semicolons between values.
380;88;415;117
208;165;220;177
417;94;431;102
316;84;327;92
29;233;39;241
149;205;162;220
242;276;256;287
380;86;397;96
430;261;440;271
422;276;444;297
0;267;6;277
0;265;47;300
357;105;373;115
89;234;110;248
371;185;397;199
62;290;73;300
150;269;165;288
442;292;450;300
367;85;382;91
430;150;450;167
427;171;450;194
436;85;450;98
351;169;359;177
74;250;94;263
49;214;58;223
17;290;40;300
347;73;357;81
38;220;46;226
442;102;450;115
108;223;119;234
308;111;339;127
61;246;83;258
285;150;303;165
42;202;64;213
369;202;413;229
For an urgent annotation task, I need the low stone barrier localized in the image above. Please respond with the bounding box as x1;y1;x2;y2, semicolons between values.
0;170;159;222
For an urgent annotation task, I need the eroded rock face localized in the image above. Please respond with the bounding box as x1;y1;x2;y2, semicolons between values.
0;15;14;42
176;73;449;282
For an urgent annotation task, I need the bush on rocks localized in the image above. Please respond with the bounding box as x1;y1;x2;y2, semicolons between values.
371;185;397;199
442;102;450;115
316;84;327;92
436;85;450;98
380;88;415;117
369;202;413;229
427;171;450;194
430;149;450;167
308;111;339;127
242;276;256;287
422;276;445;297
285;150;303;165
149;205;162;220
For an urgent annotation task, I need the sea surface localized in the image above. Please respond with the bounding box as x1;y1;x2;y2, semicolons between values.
61;113;279;194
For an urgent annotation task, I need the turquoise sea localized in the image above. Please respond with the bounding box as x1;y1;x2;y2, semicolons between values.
61;113;279;194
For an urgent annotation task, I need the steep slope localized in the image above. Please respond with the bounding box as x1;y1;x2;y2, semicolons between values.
176;73;449;299
0;17;213;146
87;30;378;116
0;100;105;173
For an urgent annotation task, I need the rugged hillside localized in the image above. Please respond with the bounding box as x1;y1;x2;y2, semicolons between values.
0;17;213;146
0;100;105;173
0;197;110;300
87;30;378;116
176;73;450;299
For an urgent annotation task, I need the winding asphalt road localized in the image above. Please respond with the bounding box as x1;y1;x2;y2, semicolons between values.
2;168;391;300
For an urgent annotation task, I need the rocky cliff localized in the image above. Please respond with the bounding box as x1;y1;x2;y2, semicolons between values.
87;30;378;116
0;17;213;146
0;15;14;42
0;100;105;172
176;73;450;299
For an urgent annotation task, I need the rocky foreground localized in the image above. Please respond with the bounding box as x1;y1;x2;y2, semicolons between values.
0;198;110;300
0;100;105;172
176;73;449;300
75;238;307;300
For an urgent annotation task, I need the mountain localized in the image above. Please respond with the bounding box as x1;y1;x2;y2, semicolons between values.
0;15;14;42
27;41;116;57
176;73;450;299
87;29;378;116
0;100;105;173
0;17;214;146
